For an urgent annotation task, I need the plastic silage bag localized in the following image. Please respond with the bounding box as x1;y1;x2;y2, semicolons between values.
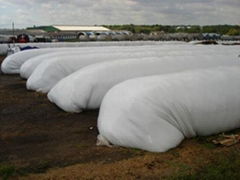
3;40;174;56
48;54;239;113
20;51;81;79
0;41;180;55
1;41;187;74
26;45;239;92
1;47;84;74
9;41;185;50
97;66;240;152
26;54;157;93
3;45;153;74
21;44;182;79
21;44;233;80
26;45;204;93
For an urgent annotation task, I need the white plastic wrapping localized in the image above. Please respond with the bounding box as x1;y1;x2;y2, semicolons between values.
0;41;186;55
20;52;77;79
26;45;199;92
48;54;239;112
1;42;187;74
26;45;239;92
20;45;181;79
1;47;85;74
2;43;239;74
97;66;240;152
3;45;158;74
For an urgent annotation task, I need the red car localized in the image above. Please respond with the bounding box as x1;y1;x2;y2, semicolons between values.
17;34;30;43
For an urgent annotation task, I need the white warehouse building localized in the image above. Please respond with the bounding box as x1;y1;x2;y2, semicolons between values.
27;25;112;41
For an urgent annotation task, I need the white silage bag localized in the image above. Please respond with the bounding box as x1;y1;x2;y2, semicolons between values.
10;41;185;50
2;45;153;74
2;41;187;74
20;51;83;79
21;44;183;79
1;47;84;74
26;45;205;93
2;41;173;55
97;66;240;152
48;54;239;113
26;45;239;93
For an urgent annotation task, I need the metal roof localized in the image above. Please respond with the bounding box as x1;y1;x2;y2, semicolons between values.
53;25;110;31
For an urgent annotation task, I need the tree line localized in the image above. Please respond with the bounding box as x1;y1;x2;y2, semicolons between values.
104;24;240;35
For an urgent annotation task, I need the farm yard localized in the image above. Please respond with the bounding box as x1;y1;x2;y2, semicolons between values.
1;42;240;179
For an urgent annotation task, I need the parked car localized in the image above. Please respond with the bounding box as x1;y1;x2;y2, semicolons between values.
17;34;30;43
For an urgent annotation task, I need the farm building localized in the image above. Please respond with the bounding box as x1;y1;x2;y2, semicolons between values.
27;25;111;41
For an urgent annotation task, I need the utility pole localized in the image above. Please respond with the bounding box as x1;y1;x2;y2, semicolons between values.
12;22;15;45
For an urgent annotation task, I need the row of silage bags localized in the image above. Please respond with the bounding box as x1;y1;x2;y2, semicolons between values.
1;47;85;74
20;44;186;79
1;42;183;74
3;41;185;56
97;66;240;152
47;53;240;113
24;44;239;92
25;44;203;93
1;41;155;56
9;41;186;49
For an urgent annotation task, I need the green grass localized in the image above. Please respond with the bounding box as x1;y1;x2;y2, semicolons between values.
0;164;16;180
0;161;52;179
170;149;240;180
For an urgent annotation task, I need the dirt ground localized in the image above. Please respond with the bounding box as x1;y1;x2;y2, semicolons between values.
0;55;240;179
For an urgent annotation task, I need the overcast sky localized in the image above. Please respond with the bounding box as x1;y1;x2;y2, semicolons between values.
0;0;239;28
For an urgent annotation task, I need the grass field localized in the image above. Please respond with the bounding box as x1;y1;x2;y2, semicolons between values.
0;55;240;179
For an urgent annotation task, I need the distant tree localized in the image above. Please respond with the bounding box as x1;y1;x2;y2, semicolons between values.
186;26;201;33
104;24;240;35
226;28;240;36
129;24;136;33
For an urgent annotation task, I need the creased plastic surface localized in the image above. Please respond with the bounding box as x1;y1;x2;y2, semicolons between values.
97;66;240;152
48;52;239;112
21;44;183;79
1;41;187;73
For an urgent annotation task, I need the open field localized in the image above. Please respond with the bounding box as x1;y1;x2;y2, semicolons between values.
0;55;240;179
